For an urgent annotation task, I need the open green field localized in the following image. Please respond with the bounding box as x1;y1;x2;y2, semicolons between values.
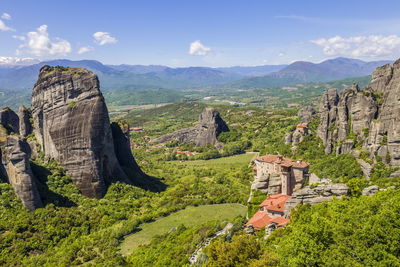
174;152;258;168
120;203;247;256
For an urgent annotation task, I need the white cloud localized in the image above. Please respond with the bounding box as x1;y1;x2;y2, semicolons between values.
311;35;400;58
77;46;94;54
1;13;11;20
0;19;13;31
277;52;286;57
189;40;211;56
93;32;117;45
16;25;71;56
0;56;40;65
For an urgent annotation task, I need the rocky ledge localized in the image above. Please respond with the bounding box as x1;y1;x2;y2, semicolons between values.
284;183;349;215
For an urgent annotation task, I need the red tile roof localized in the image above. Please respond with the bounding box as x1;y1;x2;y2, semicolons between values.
246;211;272;230
259;194;291;212
270;216;290;227
246;211;290;230
296;124;308;128
255;154;309;168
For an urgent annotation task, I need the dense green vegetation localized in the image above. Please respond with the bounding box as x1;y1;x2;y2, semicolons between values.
0;136;254;266
1;93;400;266
205;189;400;266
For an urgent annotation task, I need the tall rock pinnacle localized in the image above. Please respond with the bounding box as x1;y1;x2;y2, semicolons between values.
31;65;144;198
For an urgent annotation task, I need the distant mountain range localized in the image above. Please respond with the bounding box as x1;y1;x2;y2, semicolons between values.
0;57;393;92
228;57;392;89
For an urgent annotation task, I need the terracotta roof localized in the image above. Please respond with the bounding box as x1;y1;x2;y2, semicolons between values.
296;124;308;128
255;154;309;168
259;194;291;212
246;211;272;230
270;217;290;227
246;211;290;230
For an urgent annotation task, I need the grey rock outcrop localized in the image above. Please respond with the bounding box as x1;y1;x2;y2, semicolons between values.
308;173;332;185
356;159;372;179
285;106;315;146
30;65;144;198
317;59;400;167
110;122;144;177
18;107;32;137
0;107;19;134
362;185;380;196
298;106;316;124
251;172;282;194
0;136;43;210
284;183;348;215
153;108;229;147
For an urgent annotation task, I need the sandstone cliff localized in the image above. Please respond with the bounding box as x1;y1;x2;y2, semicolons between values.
153;107;229;147
30;65;145;198
317;59;400;167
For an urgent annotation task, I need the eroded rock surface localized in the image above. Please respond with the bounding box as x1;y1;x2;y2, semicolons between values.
1;136;43;210
285;106;315;146
18;106;32;137
317;59;400;167
297;106;316;125
153;108;229;147
30;65;144;198
284;183;349;215
0;107;19;134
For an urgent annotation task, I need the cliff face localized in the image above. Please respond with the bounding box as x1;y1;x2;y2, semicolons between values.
30;65;143;198
1;136;43;210
317;59;400;166
153;108;229;147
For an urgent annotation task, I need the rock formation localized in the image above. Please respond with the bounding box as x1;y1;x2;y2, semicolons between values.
0;107;19;135
153;108;229;147
284;183;349;215
18;106;32;137
362;185;380;196
285;106;315;146
0;136;43;210
317;59;400;166
29;65;145;199
297;106;316;125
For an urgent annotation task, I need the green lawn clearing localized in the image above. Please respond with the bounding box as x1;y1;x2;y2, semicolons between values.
120;203;247;256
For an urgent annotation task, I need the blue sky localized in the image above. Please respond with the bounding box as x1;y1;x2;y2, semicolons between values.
1;0;400;66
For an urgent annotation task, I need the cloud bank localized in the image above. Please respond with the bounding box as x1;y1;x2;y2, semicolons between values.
312;35;400;58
